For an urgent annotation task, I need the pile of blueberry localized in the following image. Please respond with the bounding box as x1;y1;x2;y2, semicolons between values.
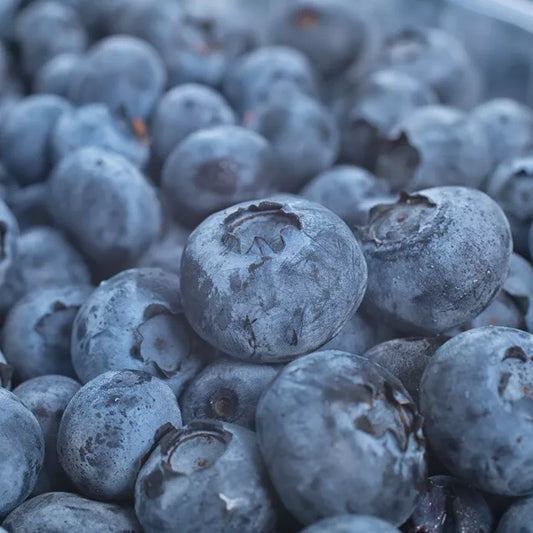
1;0;533;531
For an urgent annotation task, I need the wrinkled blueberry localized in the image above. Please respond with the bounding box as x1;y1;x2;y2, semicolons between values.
181;196;367;362
57;369;182;501
256;350;426;525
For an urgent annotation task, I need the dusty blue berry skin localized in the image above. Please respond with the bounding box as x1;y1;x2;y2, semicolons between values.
57;369;182;501
151;84;236;165
13;375;81;496
376;106;491;191
364;337;448;406
0;95;71;186
376;27;480;109
0;199;18;286
250;89;340;191
301;515;400;533
34;53;82;98
339;70;437;170
72;268;209;396
3;285;92;381
420;327;533;495
51;103;150;168
69;35;166;120
404;475;493;533
181;196;367;362
0;388;44;519
134;421;278;533
47;147;162;275
224;45;317;117
269;0;370;79
359;187;512;335
0;226;91;317
162;125;280;227
180;358;281;429
14;0;88;77
471;98;533;170
2;492;142;532
496;495;533;533
300;165;391;229
256;351;426;526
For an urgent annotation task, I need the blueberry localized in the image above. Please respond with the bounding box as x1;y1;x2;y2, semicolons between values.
358;187;512;335
376;27;480;109
0;198;18;286
134;420;278;533
14;0;88;77
0;0;19;41
420;327;533;495
256;350;426;525
320;310;396;355
161;13;255;88
301;515;400;533
72;268;209;396
300;165;391;229
404;475;493;533
47;147;162;275
250;89;340;191
162;125;280;227
487;155;533;256
33;53;82;98
269;0;371;79
13;375;81;495
3;285;93;381
338;70;437;169
69;35;166;121
0;350;13;390
376;106;491;191
223;45;317;117
137;224;190;275
0;95;72;186
181;196;367;362
51;103;150;168
57;369;182;501
5;183;53;230
0;226;91;317
180;358;281;429
0;388;44;518
151;84;236;167
364;336;448;405
496;495;533;532
2;492;142;532
471;98;533;170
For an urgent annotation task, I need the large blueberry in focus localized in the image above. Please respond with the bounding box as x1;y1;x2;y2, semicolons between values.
404;475;493;533
496;495;533;532
0;388;44;518
364;336;448;405
72;268;209;396
47;147;162;275
162;126;280;227
420;327;533;495
0;94;71;186
358;187;512;335
13;375;81;495
57;369;182;501
68;35;166;120
376;106;491;191
181;196;367;362
2;492;142;532
376;27;480;109
223;45;317;117
3;285;92;381
180;358;281;429
134;421;278;533
301;515;400;533
151;83;236;166
256;351;426;525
